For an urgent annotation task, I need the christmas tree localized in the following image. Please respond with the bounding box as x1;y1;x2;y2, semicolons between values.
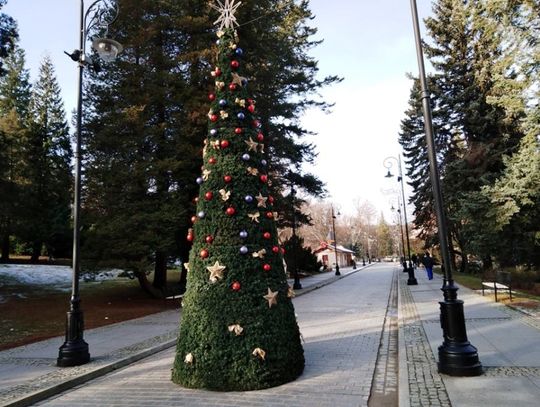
171;0;304;391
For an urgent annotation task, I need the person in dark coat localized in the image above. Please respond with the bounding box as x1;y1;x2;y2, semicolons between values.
422;252;434;280
411;253;418;268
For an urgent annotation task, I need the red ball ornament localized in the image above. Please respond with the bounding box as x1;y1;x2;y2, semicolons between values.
230;60;240;69
263;232;271;239
268;196;275;204
194;197;199;203
260;174;268;183
204;191;213;201
257;132;264;142
187;233;194;242
208;157;217;165
223;175;232;183
272;246;280;254
247;104;255;113
266;211;274;219
231;281;241;291
263;264;271;272
225;207;236;216
205;235;214;244
247;98;254;104
210;114;218;122
229;83;237;91
191;215;197;224
200;249;209;259
214;67;222;76
220;140;230;149
281;248;286;254
208;93;216;101
252;119;260;128
234;127;243;135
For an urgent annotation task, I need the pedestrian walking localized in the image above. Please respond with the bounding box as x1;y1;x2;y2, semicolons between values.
411;253;418;268
422;252;434;280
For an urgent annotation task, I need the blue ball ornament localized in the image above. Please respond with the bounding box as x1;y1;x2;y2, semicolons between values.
237;112;245;120
241;78;248;86
239;230;248;239
235;48;244;57
196;177;204;185
210;129;218;136
197;211;205;218
261;160;268;166
239;246;248;255
242;153;250;161
244;195;253;203
219;99;227;107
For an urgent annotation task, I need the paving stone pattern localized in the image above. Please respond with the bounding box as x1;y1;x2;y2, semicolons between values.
399;275;452;407
35;267;394;407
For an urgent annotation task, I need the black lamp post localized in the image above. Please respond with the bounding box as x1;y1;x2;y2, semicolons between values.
391;199;407;270
331;205;340;276
290;186;302;290
57;0;122;368
409;0;482;376
384;156;417;285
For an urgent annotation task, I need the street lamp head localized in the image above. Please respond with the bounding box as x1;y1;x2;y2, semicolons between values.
385;170;393;178
92;38;123;62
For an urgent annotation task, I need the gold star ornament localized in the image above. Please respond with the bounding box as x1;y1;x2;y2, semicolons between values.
255;193;267;208
263;287;278;308
207;261;226;283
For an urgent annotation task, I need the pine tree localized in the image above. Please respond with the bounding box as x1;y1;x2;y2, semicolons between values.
21;55;72;261
171;16;304;390
0;0;18;77
0;43;30;260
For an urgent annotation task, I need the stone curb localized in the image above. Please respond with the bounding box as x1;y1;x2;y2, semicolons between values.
3;264;374;407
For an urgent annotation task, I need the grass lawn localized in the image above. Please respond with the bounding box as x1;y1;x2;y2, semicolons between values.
0;271;182;351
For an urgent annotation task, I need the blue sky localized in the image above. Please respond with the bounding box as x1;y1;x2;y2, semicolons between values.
4;0;434;218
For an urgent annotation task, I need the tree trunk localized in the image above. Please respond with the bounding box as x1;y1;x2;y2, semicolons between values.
30;240;42;263
1;232;9;262
135;270;166;299
153;250;168;291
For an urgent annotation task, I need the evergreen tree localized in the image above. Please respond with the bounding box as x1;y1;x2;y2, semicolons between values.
172;16;304;390
21;55;72;261
0;0;17;77
0;43;30;260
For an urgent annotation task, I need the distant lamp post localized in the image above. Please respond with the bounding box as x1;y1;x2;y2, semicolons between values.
391;199;407;270
383;155;417;285
58;0;122;368
331;206;340;276
410;0;482;376
290;186;302;290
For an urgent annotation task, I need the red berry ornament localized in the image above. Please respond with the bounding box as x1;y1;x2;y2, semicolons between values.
229;83;237;91
224;175;232;183
234;127;243;135
200;249;209;259
208;93;216;101
260;174;268;183
268;196;275;204
231;60;239;69
231;281;241;291
263;264;271;272
208;157;217;165
266;211;274;219
257;132;264;142
220;140;230;149
263;232;271;239
205;235;214;244
210;114;218;122
272;246;280;254
226;207;236;216
248;104;255;113
204;191;213;201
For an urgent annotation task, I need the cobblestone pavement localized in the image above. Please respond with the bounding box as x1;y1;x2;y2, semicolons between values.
399;273;452;407
368;269;398;406
35;265;394;407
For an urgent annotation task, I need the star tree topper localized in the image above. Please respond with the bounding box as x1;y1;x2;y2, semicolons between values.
210;0;242;30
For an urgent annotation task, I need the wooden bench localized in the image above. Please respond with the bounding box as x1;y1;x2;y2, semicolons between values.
481;271;512;302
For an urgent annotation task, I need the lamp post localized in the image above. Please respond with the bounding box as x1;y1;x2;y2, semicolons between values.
391;198;407;270
409;0;482;376
331;205;340;276
383;156;417;285
290;186;302;290
57;0;122;368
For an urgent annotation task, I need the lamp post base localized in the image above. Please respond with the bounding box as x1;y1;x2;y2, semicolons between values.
406;266;418;285
293;279;302;290
57;309;90;367
335;267;341;276
437;290;482;376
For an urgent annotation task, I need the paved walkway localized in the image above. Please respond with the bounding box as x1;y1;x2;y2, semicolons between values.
1;263;540;406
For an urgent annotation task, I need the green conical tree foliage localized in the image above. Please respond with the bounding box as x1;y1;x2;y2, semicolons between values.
172;26;304;391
